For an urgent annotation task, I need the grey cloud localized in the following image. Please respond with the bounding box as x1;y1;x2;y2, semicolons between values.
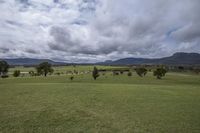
16;0;28;4
0;47;9;53
6;20;23;27
48;26;81;52
171;24;200;42
0;0;200;62
25;49;39;54
53;0;59;3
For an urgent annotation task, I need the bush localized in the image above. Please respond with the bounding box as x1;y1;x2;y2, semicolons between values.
178;66;184;71
113;71;119;76
135;68;147;77
92;66;99;80
153;68;167;79
127;71;132;76
0;60;9;77
29;71;40;76
56;72;61;75
13;70;20;77
29;71;35;76
1;75;9;78
69;75;74;81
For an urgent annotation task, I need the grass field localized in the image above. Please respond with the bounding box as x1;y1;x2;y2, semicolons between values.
0;66;200;133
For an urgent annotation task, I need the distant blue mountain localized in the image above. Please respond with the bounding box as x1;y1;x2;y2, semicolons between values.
98;52;200;65
0;58;66;66
1;52;200;66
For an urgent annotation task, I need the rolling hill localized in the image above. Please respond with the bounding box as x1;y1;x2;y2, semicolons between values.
0;58;66;66
98;52;200;65
1;52;200;66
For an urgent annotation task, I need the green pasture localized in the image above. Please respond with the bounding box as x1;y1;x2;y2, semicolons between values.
0;66;200;133
9;65;124;73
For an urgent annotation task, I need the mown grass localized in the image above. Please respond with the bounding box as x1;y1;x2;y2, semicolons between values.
0;67;200;133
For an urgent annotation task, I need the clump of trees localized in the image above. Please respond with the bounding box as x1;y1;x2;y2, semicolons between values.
36;62;54;77
92;66;99;80
0;60;9;78
153;68;167;79
135;68;147;77
13;70;20;77
113;71;119;76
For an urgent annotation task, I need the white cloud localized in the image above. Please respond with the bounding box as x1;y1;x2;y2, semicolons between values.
0;0;200;62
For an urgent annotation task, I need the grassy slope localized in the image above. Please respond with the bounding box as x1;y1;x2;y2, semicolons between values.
8;65;125;73
0;72;200;133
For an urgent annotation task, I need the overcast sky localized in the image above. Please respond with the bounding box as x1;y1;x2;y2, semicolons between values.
0;0;200;63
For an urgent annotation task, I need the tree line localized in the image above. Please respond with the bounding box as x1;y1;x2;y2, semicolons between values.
92;66;167;80
0;60;199;79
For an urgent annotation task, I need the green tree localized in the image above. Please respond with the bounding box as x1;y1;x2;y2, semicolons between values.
0;60;9;78
69;75;74;81
127;71;132;76
36;62;54;77
153;68;167;79
29;71;35;76
92;66;99;80
135;68;147;77
13;70;20;77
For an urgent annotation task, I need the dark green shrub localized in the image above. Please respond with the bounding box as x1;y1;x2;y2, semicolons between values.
92;66;99;80
13;70;20;77
29;71;35;76
0;60;9;78
1;75;9;78
113;71;119;76
135;68;147;77
127;71;132;76
153;68;167;79
69;75;74;81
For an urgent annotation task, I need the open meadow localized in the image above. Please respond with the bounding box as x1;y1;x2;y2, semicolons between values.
0;66;200;133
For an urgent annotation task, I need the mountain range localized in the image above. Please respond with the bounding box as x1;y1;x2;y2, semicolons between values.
98;52;200;65
0;58;65;66
1;52;200;66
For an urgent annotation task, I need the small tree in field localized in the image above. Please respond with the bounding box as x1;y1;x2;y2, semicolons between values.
127;71;132;76
69;75;74;81
36;62;54;77
92;66;99;80
0;60;9;78
29;71;35;76
135;68;147;77
153;68;167;79
13;70;20;77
